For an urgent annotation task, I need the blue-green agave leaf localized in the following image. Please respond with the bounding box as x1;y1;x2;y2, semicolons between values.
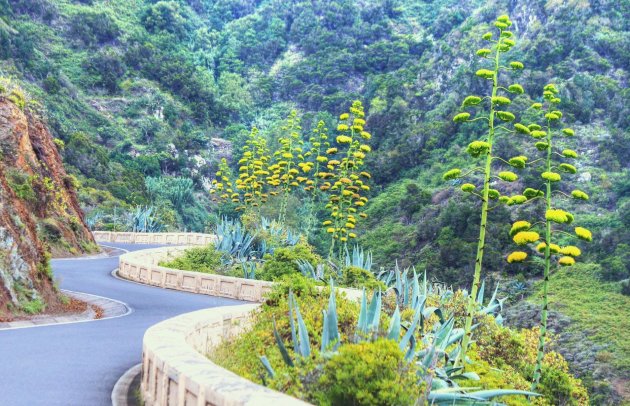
295;305;311;357
387;306;401;341
272;318;294;367
259;355;276;378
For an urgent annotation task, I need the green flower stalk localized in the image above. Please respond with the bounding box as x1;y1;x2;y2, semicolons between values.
445;14;527;369
507;84;591;390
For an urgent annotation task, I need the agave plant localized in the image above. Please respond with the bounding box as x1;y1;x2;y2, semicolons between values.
127;205;164;233
344;244;373;271
261;280;536;404
242;262;257;279
295;259;325;281
213;217;257;263
86;211;102;231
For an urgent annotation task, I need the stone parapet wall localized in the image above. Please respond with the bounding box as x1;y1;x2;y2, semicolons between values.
118;246;274;302
93;231;216;246
141;304;310;406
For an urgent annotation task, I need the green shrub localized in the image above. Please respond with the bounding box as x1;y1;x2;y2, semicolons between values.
259;243;320;281
311;339;422;406
620;279;630;296
340;266;384;290
21;298;45;314
159;245;223;274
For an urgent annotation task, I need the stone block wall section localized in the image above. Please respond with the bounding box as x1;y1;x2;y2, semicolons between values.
142;304;311;406
93;231;216;246
118;246;275;302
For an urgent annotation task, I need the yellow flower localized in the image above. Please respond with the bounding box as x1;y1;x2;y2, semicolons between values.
323;220;332;226
337;124;349;132
326;227;335;233
510;221;531;236
461;183;476;192
337;135;352;144
559;246;581;257
360;131;371;140
507;251;527;263
443;168;462;181
536;242;560;254
326;148;338;154
513;231;540;245
546;209;570;224
499;171;518;182
575;227;592;242
349;233;357;238
571;190;589;200
542;172;561;182
360;144;371;152
339;113;349;120
558;256;575;266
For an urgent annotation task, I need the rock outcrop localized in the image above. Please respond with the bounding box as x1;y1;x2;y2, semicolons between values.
0;96;96;317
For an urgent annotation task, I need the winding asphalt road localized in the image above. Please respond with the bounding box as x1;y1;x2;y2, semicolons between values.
0;243;243;406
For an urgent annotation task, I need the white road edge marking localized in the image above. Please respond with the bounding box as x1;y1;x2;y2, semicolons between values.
0;289;133;331
52;243;130;261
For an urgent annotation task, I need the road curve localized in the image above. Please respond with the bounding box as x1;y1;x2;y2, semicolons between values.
0;243;243;406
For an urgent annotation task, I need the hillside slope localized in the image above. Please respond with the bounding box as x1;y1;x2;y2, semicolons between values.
0;89;95;317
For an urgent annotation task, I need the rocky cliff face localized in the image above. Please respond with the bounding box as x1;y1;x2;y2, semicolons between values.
0;97;95;317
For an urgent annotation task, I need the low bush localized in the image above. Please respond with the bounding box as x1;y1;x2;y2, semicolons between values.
159;245;223;274
259;243;320;281
312;339;423;406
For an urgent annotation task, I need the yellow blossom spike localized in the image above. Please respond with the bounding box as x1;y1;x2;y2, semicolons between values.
513;231;540;245
507;251;527;263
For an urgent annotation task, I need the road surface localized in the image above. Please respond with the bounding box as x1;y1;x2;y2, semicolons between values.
0;243;242;406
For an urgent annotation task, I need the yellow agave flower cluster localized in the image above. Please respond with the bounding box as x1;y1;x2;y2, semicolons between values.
268;111;304;195
322;101;373;243
300;120;330;194
210;158;238;204
209;126;272;211
447;15;526;201
209;102;374;242
507;84;592;268
235;127;272;210
507;220;584;267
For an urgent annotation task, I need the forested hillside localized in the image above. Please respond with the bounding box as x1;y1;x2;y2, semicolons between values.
1;0;628;401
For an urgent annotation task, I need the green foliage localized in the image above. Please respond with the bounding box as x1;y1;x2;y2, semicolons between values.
260;244;320;281
159;245;223;274
312;339;422;406
339;266;382;290
531;263;630;373
21;298;45;314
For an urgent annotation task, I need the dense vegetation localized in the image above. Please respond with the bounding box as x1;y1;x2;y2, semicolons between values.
1;0;628;402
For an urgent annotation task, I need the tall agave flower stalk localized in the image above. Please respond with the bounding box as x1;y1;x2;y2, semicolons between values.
300;121;330;238
445;14;526;369
507;84;591;390
322;101;373;260
268;111;304;223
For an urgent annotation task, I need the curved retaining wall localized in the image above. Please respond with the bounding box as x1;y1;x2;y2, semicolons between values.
93;231;216;246
118;246;274;302
142;304;310;406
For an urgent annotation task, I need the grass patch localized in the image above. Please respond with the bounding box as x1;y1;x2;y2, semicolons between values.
531;263;630;373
